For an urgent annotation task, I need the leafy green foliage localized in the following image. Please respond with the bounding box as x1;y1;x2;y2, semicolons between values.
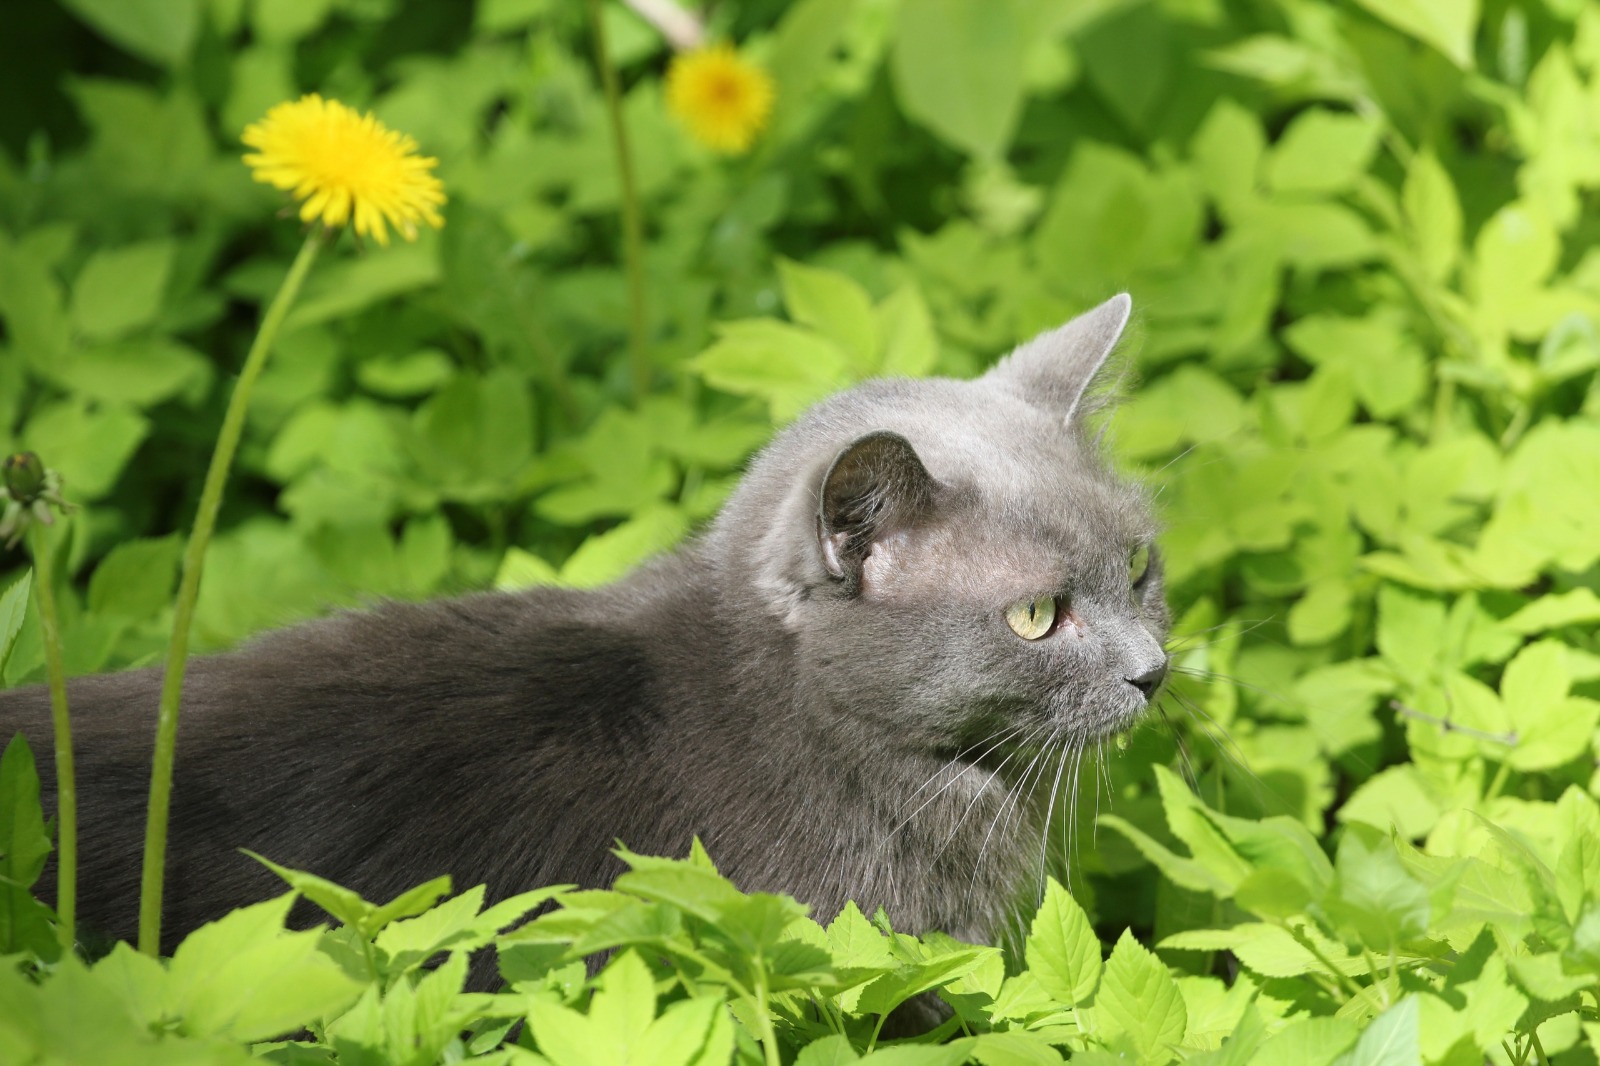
5;0;1600;1062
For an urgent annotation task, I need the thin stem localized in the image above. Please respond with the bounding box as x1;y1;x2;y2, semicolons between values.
750;962;782;1066
586;0;650;402
30;528;75;953
138;228;324;956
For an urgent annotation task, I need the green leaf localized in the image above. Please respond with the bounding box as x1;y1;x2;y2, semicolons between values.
970;1032;1065;1066
167;893;363;1042
495;548;561;591
0;572;32;678
59;0;201;66
559;504;689;589
1502;640;1598;770
1328;994;1422;1066
45;340;212;408
1093;929;1186;1062
1025;878;1101;1007
87;536;180;621
0;733;55;960
779;258;879;371
1162;923;1366;979
247;852;377;931
282;241;440;330
1322;824;1431;950
529;998;615;1066
888;0;1031;158
796;1035;862;1066
69;239;175;341
22;399;149;500
637;996;734;1066
877;284;939;377
692;318;850;421
592;950;655;1047
1350;0;1479;67
1402;149;1462;281
1265;110;1381;194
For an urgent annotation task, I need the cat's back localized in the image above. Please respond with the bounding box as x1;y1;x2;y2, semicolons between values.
0;552;726;948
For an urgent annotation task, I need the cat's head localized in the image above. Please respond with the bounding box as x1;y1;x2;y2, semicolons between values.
714;294;1168;751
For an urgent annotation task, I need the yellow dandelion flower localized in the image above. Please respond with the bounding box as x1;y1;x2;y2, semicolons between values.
242;94;446;246
665;44;775;155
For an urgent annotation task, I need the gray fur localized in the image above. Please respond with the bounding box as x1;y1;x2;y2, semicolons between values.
0;294;1168;960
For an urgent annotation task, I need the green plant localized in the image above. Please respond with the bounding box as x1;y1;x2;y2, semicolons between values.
5;0;1600;1062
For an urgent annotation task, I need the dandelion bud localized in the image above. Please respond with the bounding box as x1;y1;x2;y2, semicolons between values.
2;452;45;504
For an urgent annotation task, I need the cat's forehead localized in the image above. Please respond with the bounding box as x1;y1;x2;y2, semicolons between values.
840;378;1154;537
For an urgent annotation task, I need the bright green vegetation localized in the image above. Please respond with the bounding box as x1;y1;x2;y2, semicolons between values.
5;0;1600;1062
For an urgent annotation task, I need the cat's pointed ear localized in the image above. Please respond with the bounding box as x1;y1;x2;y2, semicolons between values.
985;293;1132;422
817;431;937;584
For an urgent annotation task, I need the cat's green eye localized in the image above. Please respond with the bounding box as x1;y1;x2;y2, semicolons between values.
1005;595;1057;640
1129;544;1151;586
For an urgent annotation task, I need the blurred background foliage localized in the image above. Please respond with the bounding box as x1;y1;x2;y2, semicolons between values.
5;0;1600;1016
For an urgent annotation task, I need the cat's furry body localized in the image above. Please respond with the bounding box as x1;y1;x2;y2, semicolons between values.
2;294;1169;956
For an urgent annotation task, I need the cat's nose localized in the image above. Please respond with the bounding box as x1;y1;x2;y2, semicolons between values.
1125;657;1167;700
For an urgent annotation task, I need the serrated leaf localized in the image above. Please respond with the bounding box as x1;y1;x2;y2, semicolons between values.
167;892;362;1041
1265;109;1380;194
888;0;1030;158
1402;149;1462;281
69;239;175;341
1093;930;1186;1062
1025;878;1101;1007
0;572;32;677
59;0;200;65
86;536;180;621
779;258;879;371
1350;0;1478;67
1329;994;1421;1066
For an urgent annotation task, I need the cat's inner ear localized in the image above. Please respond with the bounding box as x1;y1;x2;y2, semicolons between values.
985;293;1132;422
817;431;937;586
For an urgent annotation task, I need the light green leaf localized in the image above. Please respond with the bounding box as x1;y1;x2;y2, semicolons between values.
1402;149;1462;282
1265;109;1381;194
22;399;149;500
592;950;656;1047
877;284;939;377
1093;929;1186;1062
970;1032;1065;1065
0;573;32;678
779;258;879;370
888;0;1031;158
1502;640;1598;770
1328;994;1422;1066
496;548;561;591
692;318;850;421
636;996;734;1066
87;536;180;621
70;239;175;341
1351;0;1479;67
59;0;201;66
1161;923;1367;979
1323;825;1431;950
560;505;689;589
1025;878;1101;1007
168;893;363;1041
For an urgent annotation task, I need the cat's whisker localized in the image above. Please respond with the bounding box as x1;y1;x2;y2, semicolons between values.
1037;735;1076;896
1157;701;1200;792
1162;688;1281;813
928;722;1048;868
887;722;1029;838
967;726;1058;903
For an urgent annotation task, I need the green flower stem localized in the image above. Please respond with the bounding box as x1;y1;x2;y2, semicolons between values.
29;525;75;953
138;227;324;956
586;0;651;402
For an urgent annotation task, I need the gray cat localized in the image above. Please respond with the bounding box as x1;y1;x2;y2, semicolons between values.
1;293;1168;961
